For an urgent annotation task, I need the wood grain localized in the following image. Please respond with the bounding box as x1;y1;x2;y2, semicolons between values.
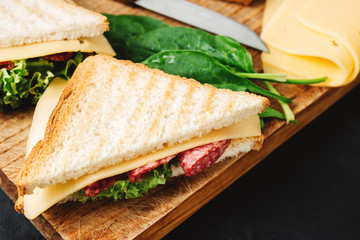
0;0;359;239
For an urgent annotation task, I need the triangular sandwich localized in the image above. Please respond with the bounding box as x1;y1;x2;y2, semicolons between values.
15;55;269;219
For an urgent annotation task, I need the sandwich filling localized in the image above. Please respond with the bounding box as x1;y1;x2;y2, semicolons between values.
23;78;262;219
76;139;231;200
0;35;115;111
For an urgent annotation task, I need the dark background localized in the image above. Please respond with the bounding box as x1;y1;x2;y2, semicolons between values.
1;85;359;240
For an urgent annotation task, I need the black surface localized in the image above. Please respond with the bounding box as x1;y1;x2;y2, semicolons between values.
1;85;360;240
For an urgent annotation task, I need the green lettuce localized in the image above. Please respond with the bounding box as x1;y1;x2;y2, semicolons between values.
0;52;85;111
73;160;175;203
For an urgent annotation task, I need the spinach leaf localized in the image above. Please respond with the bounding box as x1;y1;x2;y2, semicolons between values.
259;107;286;119
142;50;291;103
259;107;297;124
262;81;294;123
125;26;254;73
103;14;170;58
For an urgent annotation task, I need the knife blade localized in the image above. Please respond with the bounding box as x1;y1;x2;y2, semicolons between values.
134;0;269;52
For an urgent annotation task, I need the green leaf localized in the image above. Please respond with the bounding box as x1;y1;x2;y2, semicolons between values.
55;52;85;80
26;58;54;72
73;161;176;203
103;14;170;58
285;77;328;84
236;72;328;85
1;60;31;110
259;107;298;124
236;72;287;82
125;26;254;73
142;50;291;102
262;81;296;124
259;107;286;119
28;70;54;103
0;52;86;111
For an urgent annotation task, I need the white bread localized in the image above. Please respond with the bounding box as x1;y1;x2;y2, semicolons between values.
0;0;108;48
16;55;269;196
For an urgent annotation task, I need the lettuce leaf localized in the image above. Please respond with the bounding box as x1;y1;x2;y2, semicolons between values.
73;160;175;203
0;52;85;111
55;52;86;80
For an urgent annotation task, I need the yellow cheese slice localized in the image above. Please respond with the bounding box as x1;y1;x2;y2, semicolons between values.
296;0;360;85
23;79;261;219
262;46;348;86
26;78;68;157
262;0;284;30
0;35;115;62
261;0;359;87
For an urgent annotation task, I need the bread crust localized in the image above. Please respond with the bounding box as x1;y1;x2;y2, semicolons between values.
250;135;264;151
16;55;269;203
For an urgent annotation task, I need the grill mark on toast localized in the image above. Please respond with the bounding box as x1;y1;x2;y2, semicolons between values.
123;71;158;154
113;67;145;151
144;77;176;144
96;64;123;151
200;87;216;125
25;1;58;24
171;83;195;137
220;94;232;120
130;71;157;128
122;68;137;128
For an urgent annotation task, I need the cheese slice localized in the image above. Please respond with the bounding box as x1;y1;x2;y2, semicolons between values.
262;0;283;30
296;0;360;85
261;0;360;87
26;77;68;156
0;35;115;62
23;78;261;219
262;46;349;86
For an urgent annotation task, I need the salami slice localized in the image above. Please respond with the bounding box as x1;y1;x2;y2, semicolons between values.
128;154;176;183
42;52;73;62
0;61;14;71
84;174;124;197
178;140;231;177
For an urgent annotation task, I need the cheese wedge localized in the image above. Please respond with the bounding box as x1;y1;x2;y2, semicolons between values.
23;77;262;219
0;35;115;62
261;0;360;87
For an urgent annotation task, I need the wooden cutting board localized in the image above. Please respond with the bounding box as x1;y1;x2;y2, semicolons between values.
1;0;359;239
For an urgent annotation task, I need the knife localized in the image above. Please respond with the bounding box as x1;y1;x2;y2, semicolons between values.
133;0;269;52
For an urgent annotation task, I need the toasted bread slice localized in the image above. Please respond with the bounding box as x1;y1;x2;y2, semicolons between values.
0;0;108;48
16;55;269;196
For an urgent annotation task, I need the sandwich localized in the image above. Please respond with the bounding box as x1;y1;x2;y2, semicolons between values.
15;55;269;219
0;0;115;111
